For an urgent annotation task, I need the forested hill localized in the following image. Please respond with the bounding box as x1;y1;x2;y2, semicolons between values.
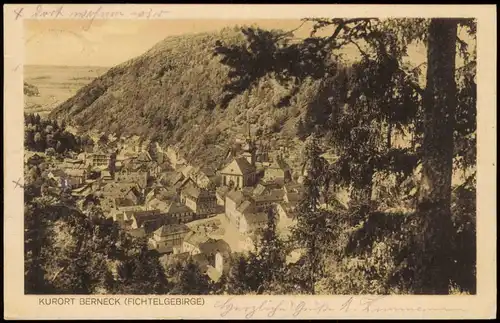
49;26;319;170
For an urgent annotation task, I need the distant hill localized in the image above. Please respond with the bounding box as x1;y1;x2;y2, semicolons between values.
50;27;323;170
24;65;109;116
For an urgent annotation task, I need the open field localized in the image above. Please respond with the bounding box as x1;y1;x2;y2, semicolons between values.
24;65;109;116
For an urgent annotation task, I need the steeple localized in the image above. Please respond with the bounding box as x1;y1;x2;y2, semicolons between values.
242;122;256;166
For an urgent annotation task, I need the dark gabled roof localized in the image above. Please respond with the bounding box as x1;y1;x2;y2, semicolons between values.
243;212;269;226
100;183;141;201
182;184;213;200
198;239;232;256
154;224;190;237
165;202;193;215
131;209;162;227
252;189;285;202
184;231;211;247
226;189;244;204
236;200;254;214
147;198;170;212
115;171;148;189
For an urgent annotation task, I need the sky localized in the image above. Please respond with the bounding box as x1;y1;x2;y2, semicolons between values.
24;19;472;68
25;19;338;67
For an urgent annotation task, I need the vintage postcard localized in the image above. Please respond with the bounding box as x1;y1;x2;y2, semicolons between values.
4;4;497;320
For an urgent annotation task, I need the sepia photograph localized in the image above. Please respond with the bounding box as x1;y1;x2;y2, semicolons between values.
21;16;479;297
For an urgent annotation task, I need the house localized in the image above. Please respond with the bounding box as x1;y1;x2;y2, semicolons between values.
148;224;191;254
111;199;145;222
146;186;178;205
180;183;217;216
214;251;228;275
182;235;231;273
101;170;113;181
225;189;246;223
239;212;268;234
189;167;215;189
99;182;142;205
64;158;84;165
219;157;256;190
173;176;195;193
224;190;265;234
216;186;230;206
114;171;149;190
129;209;163;233
88;152;111;168
283;182;305;205
263;156;292;184
164;201;196;224
65;168;87;187
71;181;96;197
251;189;285;213
47;169;86;189
146;197;171;213
182;231;212;255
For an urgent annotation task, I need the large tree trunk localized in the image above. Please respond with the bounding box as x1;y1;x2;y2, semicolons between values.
416;18;458;294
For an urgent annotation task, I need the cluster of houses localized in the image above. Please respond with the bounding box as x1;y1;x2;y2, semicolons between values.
32;128;306;281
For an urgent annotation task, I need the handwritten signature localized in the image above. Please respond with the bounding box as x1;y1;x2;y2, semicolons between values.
13;5;170;33
214;296;465;318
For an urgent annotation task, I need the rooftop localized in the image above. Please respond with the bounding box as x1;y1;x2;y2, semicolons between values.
154;224;190;237
130;209;162;227
220;157;256;175
100;182;139;197
252;189;285;202
198;239;232;256
226;190;244;205
165;201;193;215
236;200;254;214
184;231;212;247
243;212;269;226
182;184;213;200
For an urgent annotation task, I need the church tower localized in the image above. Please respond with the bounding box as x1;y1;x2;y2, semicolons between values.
241;123;256;166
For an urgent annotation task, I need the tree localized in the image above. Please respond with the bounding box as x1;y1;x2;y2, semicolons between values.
25;129;35;150
254;205;287;293
412;18;459;294
214;18;476;294
296;117;308;141
34;132;44;152
168;257;211;295
292;136;332;294
225;253;262;294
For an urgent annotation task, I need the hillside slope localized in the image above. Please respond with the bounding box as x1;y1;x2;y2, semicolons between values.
49;27;323;170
